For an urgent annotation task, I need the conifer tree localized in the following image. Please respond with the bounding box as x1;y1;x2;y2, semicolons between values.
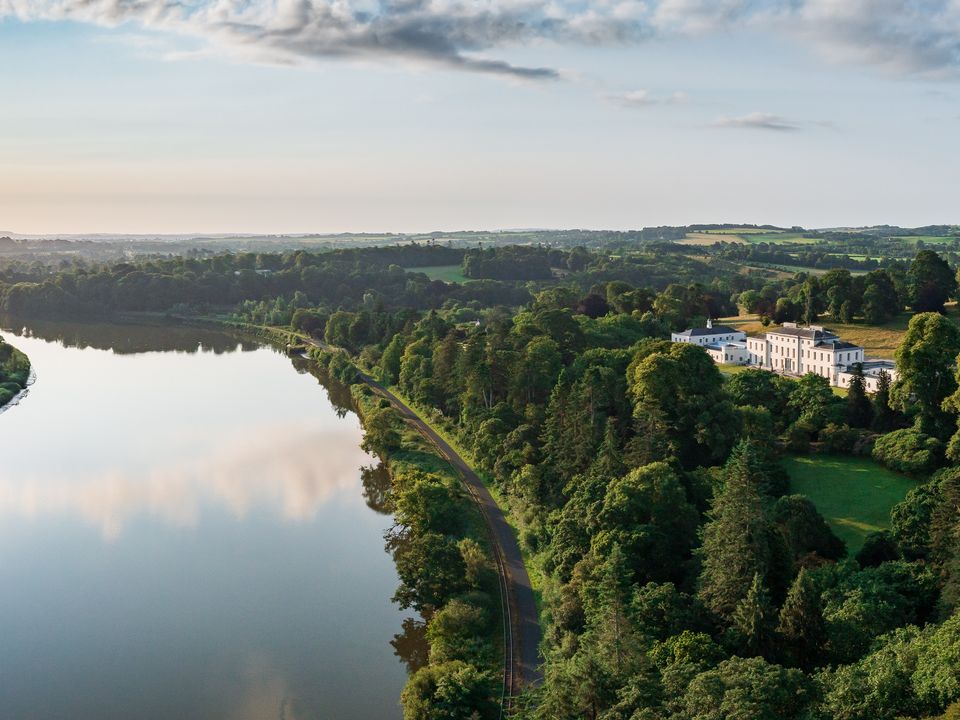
731;572;776;658
846;363;874;429
871;368;897;432
777;568;826;669
697;453;787;621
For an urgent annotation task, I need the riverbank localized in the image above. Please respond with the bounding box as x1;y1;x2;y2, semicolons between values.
344;364;511;715
125;314;536;712
0;335;32;411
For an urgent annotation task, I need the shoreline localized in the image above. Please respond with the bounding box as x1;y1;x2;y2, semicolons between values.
0;353;35;416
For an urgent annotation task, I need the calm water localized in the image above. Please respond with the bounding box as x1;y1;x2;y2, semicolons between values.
0;319;414;720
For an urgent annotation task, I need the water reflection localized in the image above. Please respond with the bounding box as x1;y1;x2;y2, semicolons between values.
361;462;395;515
0;320;409;720
0;314;256;354
392;616;430;674
0;424;372;540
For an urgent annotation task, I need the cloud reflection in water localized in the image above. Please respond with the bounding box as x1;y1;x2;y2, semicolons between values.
0;425;373;539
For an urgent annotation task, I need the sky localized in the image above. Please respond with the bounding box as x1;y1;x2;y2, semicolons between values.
0;0;958;234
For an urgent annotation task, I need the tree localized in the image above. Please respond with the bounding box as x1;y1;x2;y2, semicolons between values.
778;568;826;669
862;269;901;324
392;532;468;611
801;277;824;325
697;451;790;622
846;363;875;429
401;661;498;720
426;597;493;666
730;572;777;658
909;249;957;313
817;627;923;720
892;312;960;437
872;369;898;432
679;656;812;720
788;372;843;434
773;494;846;561
592;462;699;585
873;428;944;475
380;333;405;384
576;293;610;318
629;342;739;468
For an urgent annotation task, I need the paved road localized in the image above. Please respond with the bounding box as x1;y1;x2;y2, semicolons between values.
357;373;543;697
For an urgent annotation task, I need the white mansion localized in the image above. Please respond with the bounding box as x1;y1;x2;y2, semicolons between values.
672;320;897;391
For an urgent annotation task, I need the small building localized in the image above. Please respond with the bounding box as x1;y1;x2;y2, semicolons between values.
703;341;750;365
671;319;747;346
837;359;899;393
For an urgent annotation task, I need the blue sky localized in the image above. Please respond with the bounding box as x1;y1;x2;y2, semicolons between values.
0;1;958;234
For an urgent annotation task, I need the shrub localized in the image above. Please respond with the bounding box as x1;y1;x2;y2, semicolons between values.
785;420;816;454
401;661;498;720
820;423;861;454
426;596;494;666
872;429;944;476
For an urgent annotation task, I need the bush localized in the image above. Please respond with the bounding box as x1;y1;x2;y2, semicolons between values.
872;429;944;476
0;387;14;406
785;420;816;454
426;596;494;666
820;423;861;454
855;531;901;568
401;660;498;720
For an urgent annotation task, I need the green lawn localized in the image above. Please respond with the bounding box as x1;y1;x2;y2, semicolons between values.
406;265;470;283
782;455;915;553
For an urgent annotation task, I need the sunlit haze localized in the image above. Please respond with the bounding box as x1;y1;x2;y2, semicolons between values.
1;1;958;233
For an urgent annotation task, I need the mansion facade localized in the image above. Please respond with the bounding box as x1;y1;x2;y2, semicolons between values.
673;321;897;391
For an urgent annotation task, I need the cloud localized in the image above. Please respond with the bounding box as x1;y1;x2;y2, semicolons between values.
791;0;960;77
605;89;689;108
0;0;626;79
1;1;959;80
710;112;802;131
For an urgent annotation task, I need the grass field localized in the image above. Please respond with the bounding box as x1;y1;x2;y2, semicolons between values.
407;264;470;283
678;231;820;246
782;455;915;552
678;232;747;245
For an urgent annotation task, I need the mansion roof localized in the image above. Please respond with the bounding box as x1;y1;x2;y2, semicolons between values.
673;325;739;337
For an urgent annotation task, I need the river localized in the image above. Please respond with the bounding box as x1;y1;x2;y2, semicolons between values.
0;319;416;720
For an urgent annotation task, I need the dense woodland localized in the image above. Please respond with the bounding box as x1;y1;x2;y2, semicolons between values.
6;241;960;719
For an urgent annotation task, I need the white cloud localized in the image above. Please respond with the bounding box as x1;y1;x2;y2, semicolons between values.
1;0;959;80
606;89;689;108
710;112;801;131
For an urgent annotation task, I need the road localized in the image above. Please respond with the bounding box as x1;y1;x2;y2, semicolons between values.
357;372;543;699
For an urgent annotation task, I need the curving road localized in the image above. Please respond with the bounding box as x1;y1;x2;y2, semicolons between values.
357;373;543;701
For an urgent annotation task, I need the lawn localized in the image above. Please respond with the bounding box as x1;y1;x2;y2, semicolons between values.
406;264;470;283
782;455;916;553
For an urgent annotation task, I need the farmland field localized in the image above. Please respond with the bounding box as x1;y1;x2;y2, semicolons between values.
782;455;915;552
407;265;470;283
677;231;821;246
